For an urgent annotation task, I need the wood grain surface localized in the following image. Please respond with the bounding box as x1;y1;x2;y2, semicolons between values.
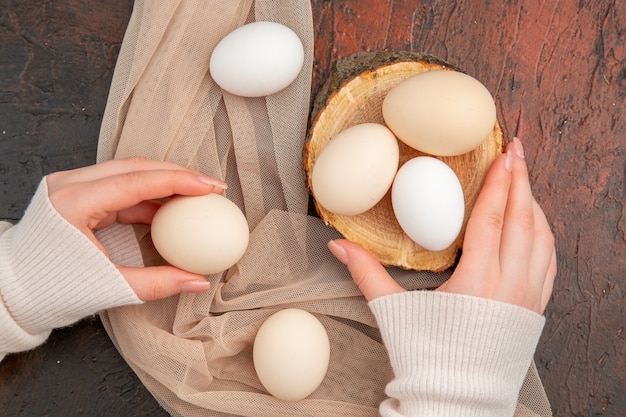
0;1;624;416
304;55;503;272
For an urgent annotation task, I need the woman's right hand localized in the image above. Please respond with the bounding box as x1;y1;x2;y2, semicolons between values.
328;138;557;315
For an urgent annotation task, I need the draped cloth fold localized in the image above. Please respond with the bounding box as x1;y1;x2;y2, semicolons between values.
97;1;550;416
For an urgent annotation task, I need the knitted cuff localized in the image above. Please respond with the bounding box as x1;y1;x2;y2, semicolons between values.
95;222;145;269
0;179;141;340
369;290;545;417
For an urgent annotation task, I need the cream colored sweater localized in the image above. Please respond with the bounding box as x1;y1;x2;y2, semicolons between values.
0;177;545;417
370;291;545;417
0;179;142;362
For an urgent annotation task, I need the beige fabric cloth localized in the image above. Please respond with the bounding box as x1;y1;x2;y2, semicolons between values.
97;1;552;416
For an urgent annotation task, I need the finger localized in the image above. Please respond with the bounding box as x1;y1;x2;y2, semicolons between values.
530;197;557;313
528;199;556;296
102;200;163;228
48;157;226;189
459;150;512;277
499;144;535;281
328;239;405;301
118;265;211;301
540;249;557;313
72;169;226;222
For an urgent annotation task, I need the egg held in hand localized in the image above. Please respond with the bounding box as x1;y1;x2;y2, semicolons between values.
391;156;465;252
383;69;496;156
253;309;330;401
310;123;399;216
150;194;249;275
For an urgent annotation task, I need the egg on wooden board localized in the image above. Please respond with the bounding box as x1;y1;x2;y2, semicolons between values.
151;194;249;275
391;156;465;252
209;21;304;97
253;309;330;401
383;70;496;156
310;123;399;216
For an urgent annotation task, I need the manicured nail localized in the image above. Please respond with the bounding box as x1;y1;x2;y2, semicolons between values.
328;240;349;264
198;175;227;189
180;280;211;293
513;137;525;159
504;149;513;172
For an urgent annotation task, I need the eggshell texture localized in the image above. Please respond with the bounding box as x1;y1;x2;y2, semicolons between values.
151;194;249;275
310;123;399;216
209;21;304;97
391;157;464;252
382;70;496;156
253;309;330;401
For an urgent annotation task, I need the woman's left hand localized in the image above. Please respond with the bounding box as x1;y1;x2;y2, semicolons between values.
46;157;227;301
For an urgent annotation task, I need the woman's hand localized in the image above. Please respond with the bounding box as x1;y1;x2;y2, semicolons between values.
46;157;227;301
328;138;557;314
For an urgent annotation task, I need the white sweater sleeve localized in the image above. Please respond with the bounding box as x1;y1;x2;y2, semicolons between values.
0;178;143;361
369;291;546;417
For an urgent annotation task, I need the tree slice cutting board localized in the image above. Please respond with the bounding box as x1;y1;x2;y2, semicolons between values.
304;52;503;272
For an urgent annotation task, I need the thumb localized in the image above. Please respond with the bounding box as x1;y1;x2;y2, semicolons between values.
118;265;211;301
328;239;405;301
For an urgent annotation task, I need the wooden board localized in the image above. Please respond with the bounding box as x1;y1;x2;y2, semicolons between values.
304;52;503;271
0;1;624;416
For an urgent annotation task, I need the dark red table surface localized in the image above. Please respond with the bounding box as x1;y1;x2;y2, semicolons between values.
0;1;624;416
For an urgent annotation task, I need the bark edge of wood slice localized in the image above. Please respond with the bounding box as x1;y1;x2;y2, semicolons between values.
304;52;504;272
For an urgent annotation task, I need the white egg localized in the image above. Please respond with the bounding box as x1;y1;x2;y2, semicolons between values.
383;70;496;156
391;157;464;251
209;21;304;97
311;123;399;216
253;309;330;401
151;194;249;275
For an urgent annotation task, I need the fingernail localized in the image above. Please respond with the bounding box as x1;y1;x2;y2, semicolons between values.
504;149;513;172
328;240;349;264
513;137;525;159
198;175;228;190
180;280;211;293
